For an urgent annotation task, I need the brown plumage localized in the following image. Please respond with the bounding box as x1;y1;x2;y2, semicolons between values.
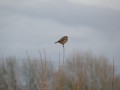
55;36;68;47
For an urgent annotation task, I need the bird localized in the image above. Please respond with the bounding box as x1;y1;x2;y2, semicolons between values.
55;36;68;47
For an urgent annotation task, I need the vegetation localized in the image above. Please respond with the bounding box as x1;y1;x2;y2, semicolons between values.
0;52;120;90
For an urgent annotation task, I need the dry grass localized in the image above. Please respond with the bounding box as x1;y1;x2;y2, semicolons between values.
0;51;120;90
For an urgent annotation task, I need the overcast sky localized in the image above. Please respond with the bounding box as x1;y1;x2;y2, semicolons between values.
0;0;120;66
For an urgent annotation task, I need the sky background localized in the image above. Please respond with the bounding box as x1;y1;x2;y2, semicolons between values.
0;0;120;66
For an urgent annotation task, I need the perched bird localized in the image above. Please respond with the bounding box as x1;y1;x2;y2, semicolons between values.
55;36;68;47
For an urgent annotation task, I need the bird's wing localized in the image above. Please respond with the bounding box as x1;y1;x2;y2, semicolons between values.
58;37;65;42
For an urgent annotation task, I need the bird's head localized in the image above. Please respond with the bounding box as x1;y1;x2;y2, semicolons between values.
64;36;68;39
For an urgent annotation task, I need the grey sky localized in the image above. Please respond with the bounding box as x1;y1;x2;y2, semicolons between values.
0;0;120;66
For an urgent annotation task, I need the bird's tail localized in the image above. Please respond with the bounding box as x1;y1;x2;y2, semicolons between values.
55;41;58;44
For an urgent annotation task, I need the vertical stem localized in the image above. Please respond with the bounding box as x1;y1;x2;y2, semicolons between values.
112;58;114;90
43;48;47;69
59;51;61;73
59;51;61;90
43;48;47;80
2;53;6;90
79;58;83;90
63;46;65;65
49;57;53;76
73;53;76;90
26;51;30;60
35;59;40;75
39;50;44;81
26;51;33;73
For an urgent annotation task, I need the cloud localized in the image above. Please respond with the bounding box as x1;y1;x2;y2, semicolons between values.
1;1;120;33
69;0;120;10
0;0;120;11
0;0;66;7
1;0;120;10
0;0;120;64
